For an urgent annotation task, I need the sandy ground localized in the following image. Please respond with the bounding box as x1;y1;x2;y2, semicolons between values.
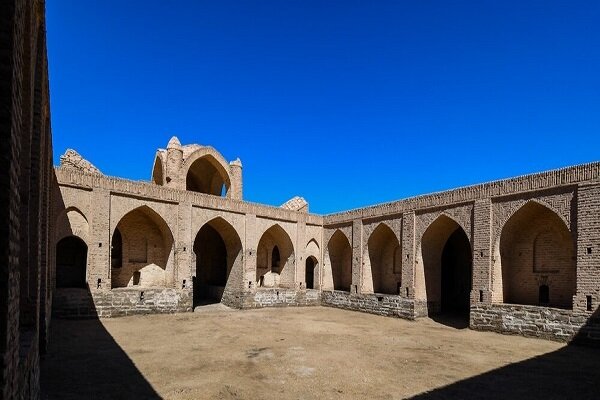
41;305;600;400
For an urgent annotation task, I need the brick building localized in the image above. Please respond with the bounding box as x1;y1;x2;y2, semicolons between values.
1;1;600;398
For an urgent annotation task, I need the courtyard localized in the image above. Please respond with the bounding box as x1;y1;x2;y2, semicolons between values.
41;306;599;400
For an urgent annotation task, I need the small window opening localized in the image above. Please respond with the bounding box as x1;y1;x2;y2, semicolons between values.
587;247;592;255
587;295;593;312
479;290;484;302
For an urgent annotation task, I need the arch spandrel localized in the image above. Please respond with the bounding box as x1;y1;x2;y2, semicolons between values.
55;207;90;244
492;193;574;245
416;205;473;247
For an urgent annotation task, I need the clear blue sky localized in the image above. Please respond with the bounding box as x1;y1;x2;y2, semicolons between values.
46;1;600;214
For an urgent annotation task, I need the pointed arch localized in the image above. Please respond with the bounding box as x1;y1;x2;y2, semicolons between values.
183;148;232;197
326;230;352;292
417;214;472;320
111;205;174;288
193;216;243;305
365;223;401;295
151;152;165;185
305;239;321;290
256;224;295;288
494;201;575;309
55;207;90;244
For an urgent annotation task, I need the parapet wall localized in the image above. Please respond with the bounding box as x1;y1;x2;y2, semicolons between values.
325;162;600;224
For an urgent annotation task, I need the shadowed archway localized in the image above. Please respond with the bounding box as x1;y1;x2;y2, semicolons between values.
56;236;87;288
193;217;242;306
327;230;352;292
421;215;472;327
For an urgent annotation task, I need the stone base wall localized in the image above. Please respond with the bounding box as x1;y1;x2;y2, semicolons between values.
239;288;321;308
53;288;193;318
321;291;415;320
470;304;600;344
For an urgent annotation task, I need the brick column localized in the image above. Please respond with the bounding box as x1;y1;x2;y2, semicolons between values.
471;199;492;305
574;183;600;313
244;214;258;293
175;201;192;289
352;219;363;294
89;188;110;289
401;211;415;299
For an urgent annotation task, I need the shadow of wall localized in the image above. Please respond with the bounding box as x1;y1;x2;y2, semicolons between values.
408;307;600;400
41;287;161;399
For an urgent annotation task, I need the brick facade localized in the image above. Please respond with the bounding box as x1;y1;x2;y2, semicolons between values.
2;2;600;398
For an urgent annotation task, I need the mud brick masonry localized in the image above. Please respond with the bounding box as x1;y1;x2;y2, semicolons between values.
2;1;600;398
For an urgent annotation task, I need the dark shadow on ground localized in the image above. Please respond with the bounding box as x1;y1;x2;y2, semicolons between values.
409;306;600;400
41;289;161;400
430;312;470;329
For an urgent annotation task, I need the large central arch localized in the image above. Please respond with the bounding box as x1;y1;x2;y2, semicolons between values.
110;206;174;288
193;217;242;306
256;225;295;288
419;215;472;321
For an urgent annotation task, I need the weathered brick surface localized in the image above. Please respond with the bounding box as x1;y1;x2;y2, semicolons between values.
1;0;54;398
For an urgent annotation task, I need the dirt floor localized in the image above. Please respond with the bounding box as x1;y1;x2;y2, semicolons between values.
41;305;600;400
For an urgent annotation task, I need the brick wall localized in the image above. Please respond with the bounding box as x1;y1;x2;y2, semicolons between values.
1;0;55;397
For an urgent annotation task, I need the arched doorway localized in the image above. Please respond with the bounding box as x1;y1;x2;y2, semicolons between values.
327;230;352;292
193;218;242;306
497;201;575;309
421;215;472;326
305;256;318;289
441;228;472;314
256;225;295;288
56;236;87;288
